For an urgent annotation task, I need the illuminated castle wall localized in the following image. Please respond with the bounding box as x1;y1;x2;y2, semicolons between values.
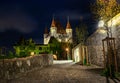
44;17;72;44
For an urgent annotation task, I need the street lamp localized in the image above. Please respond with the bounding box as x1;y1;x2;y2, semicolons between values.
66;48;69;52
98;20;107;34
65;37;72;60
98;20;104;28
66;47;70;60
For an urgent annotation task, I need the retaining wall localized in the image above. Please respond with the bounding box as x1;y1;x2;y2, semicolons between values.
0;54;53;80
86;26;120;71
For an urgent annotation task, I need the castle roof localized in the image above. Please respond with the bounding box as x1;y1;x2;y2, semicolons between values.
44;27;48;34
55;20;66;34
51;17;56;27
66;17;71;29
50;17;72;34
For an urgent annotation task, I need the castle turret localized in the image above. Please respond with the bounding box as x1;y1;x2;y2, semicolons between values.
44;27;50;44
66;17;72;33
66;17;72;43
44;16;73;44
50;17;57;36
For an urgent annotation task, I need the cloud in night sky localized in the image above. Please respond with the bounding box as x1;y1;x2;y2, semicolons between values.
0;10;38;33
56;11;91;20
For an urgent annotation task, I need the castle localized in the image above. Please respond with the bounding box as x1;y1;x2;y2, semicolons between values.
44;17;73;44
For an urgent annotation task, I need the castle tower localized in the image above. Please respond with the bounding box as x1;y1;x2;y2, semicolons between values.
44;27;50;44
66;17;72;43
50;16;57;36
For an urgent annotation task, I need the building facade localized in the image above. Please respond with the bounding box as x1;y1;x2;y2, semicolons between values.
72;43;88;65
44;17;72;44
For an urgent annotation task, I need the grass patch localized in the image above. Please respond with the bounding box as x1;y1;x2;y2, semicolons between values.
85;64;91;66
115;72;120;77
100;68;108;76
101;68;120;78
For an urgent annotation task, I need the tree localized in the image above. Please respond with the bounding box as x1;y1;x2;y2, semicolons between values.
26;38;35;55
49;37;61;59
74;22;88;46
14;37;35;57
91;0;120;22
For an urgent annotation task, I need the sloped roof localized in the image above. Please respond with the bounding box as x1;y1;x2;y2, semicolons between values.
66;20;71;29
51;17;56;27
44;27;48;34
55;20;66;34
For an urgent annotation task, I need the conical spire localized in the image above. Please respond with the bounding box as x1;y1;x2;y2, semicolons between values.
51;15;56;27
66;16;71;29
44;27;48;34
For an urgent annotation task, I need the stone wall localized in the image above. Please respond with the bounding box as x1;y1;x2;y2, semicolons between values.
0;54;53;80
87;30;106;66
87;26;120;70
114;26;120;70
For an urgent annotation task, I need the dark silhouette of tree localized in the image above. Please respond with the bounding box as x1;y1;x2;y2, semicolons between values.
74;22;88;46
16;36;26;45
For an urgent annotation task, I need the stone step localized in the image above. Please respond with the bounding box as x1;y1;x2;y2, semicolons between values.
53;60;73;64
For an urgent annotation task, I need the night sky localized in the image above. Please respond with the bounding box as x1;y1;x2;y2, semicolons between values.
0;0;95;48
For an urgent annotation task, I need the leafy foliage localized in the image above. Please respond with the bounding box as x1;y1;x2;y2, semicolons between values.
49;37;72;60
91;0;120;22
14;37;35;57
49;37;61;59
0;51;15;59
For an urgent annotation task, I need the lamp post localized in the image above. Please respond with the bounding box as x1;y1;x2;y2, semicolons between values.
66;47;70;60
65;37;72;60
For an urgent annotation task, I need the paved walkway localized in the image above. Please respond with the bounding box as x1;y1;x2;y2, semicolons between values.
3;60;120;83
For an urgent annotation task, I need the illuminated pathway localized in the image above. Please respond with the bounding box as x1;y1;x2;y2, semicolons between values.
8;60;119;83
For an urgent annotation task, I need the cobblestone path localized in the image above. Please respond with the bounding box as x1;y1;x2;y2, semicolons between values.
4;61;120;83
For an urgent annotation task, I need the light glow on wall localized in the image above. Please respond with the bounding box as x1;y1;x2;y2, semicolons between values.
108;13;120;27
99;29;106;34
74;48;79;62
65;38;68;42
98;13;120;29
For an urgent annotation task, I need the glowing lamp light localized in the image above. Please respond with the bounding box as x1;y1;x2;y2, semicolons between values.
98;20;104;27
65;38;68;42
30;52;34;56
66;48;69;52
53;54;57;60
